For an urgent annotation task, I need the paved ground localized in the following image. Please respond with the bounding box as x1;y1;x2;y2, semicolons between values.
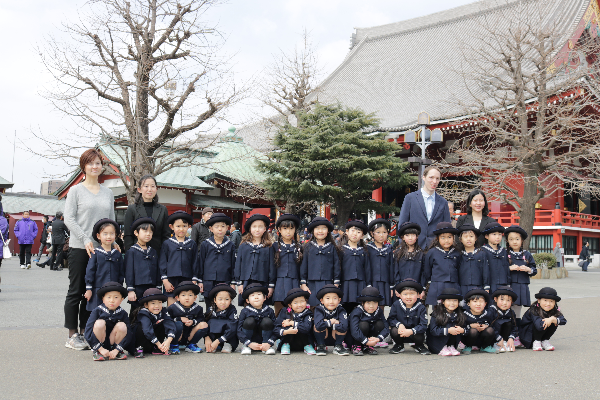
1;257;599;399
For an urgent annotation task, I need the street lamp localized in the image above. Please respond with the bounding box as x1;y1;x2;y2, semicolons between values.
404;112;443;189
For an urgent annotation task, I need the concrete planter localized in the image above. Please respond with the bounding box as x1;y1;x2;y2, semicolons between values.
532;264;568;279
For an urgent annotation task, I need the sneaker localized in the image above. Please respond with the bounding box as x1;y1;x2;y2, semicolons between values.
481;345;499;354
263;347;276;355
316;344;327;356
457;341;466;351
221;343;233;353
352;345;364;356
389;343;405;354
36;263;45;268
26;264;31;269
115;351;127;360
20;265;26;269
472;346;479;351
541;340;555;351
65;333;88;350
92;351;105;361
462;346;472;355
241;345;252;355
375;341;389;348
303;344;316;355
532;340;543;351
506;343;515;352
333;344;350;356
178;344;187;351
185;343;202;353
79;335;91;350
449;346;460;356
438;346;452;356
514;337;524;348
281;343;291;355
414;345;431;355
135;347;145;358
363;346;378;355
152;346;164;355
170;344;180;354
498;343;506;353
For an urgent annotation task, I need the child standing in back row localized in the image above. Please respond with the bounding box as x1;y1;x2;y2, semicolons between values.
481;222;511;294
456;224;490;298
366;219;394;308
197;213;236;298
423;222;460;306
339;220;371;314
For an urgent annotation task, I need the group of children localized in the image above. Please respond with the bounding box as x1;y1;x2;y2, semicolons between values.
82;211;567;360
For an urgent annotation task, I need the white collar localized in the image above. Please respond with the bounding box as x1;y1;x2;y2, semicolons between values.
310;241;331;249
95;247;117;255
420;188;435;199
462;248;480;256
436;246;455;254
482;244;502;253
367;243;389;252
98;305;123;314
247;242;264;249
343;244;361;252
169;237;192;245
245;305;269;313
398;299;422;313
132;243;151;253
358;304;380;318
207;237;230;248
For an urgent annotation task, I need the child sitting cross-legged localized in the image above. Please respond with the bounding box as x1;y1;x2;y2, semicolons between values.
84;281;130;361
461;288;497;354
132;288;177;357
237;283;277;355
313;284;350;356
387;279;430;355
348;287;389;356
167;281;209;354
274;288;316;355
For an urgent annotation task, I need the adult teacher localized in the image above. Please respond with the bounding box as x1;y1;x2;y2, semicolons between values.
456;189;497;247
63;148;116;351
398;165;451;249
123;174;170;253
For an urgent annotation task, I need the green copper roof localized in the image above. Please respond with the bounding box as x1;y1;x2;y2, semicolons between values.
1;192;64;215
189;194;251;211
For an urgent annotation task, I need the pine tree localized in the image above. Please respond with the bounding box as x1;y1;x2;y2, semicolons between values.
258;103;415;225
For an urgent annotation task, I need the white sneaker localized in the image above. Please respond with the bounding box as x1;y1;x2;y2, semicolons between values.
20;265;26;269
532;340;543;351
221;343;233;353
241;345;251;355
26;264;31;269
65;333;88;350
541;340;555;351
263;347;276;355
498;343;506;353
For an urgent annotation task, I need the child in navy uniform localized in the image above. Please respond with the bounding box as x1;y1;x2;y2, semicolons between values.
167;281;209;354
237;283;277;355
197;213;236;298
339;220;371;314
274;288;315;355
348;287;389;356
124;217;160;317
519;287;567;351
313;284;350;356
426;288;467;356
457;225;490;297
366;218;394;308
388;279;430;355
504;225;537;347
394;222;425;290
204;283;238;353
84;282;130;361
423;222;460;306
300;217;341;307
160;211;198;306
132;288;177;357
481;222;511;293
85;219;124;311
273;214;303;315
234;214;275;306
461;288;497;354
489;286;519;353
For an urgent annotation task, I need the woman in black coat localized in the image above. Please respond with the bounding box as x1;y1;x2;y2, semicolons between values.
579;241;590;272
456;189;497;247
123;174;171;255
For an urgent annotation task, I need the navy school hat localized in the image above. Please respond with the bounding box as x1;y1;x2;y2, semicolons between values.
275;214;301;229
481;222;505;235
242;282;269;300
492;286;518;302
97;281;127;299
243;214;271;234
433;222;458;236
368;218;391;232
504;225;528;240
308;216;334;232
282;288;311;306
356;286;384;303
92;218;120;240
131;217;156;232
458;224;480;236
173;280;200;297
397;222;421;237
139;287;167;304
535;287;561;302
317;284;343;300
167;211;193;226
465;287;490;303
395;278;424;294
437;287;463;301
345;219;368;234
207;283;237;302
206;213;232;228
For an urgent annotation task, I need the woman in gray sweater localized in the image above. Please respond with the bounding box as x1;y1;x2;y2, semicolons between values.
63;148;115;350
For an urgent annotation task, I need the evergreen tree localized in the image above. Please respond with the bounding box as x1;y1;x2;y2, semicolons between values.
258;103;415;225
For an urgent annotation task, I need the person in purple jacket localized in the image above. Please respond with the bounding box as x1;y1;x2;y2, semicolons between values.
14;211;38;269
0;201;9;291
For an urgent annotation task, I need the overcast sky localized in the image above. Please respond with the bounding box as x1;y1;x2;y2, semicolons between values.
0;0;473;193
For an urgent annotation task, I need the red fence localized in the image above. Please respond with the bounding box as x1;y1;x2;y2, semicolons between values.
457;209;600;229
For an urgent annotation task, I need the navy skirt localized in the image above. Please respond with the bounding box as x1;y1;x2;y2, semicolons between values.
273;276;300;303
86;288;102;311
373;281;392;306
511;282;531;306
307;280;331;307
238;280;273;306
460;284;483;300
425;281;460;306
163;276;192;298
342;279;367;304
208;318;236;336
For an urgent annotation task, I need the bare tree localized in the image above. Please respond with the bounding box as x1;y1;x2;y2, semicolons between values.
442;3;600;248
36;0;242;201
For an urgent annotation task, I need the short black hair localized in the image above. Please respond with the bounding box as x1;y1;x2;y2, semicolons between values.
134;223;155;233
233;222;240;230
466;294;487;303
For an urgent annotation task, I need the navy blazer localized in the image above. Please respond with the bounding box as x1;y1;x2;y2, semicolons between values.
313;304;348;333
519;307;567;348
273;242;301;279
137;307;177;344
349;305;389;345
85;248;124;290
458;249;490;289
398;190;451;249
84;305;131;352
207;305;238;343
237;305;277;346
488;305;518;342
300;241;341;284
159;238;199;281
387;299;427;335
482;245;511;289
234;243;276;286
340;245;371;284
274;308;313;338
426;311;469;354
394;251;425;287
423;247;460;284
167;301;205;326
508;250;537;284
124;244;160;291
197;237;235;284
463;305;494;326
366;243;393;285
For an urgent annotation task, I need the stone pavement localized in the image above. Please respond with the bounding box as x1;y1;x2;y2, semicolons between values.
1;257;599;399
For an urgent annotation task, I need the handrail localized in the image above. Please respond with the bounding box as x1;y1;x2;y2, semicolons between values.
454;209;600;228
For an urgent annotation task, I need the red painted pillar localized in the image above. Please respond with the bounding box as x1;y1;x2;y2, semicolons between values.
372;187;383;218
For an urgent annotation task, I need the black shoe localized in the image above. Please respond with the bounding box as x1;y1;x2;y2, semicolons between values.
363;346;378;355
414;345;431;355
389;343;405;354
55;267;63;271
315;344;327;356
36;263;45;268
332;344;350;356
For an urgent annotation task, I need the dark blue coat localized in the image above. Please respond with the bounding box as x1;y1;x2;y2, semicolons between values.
85;248;124;290
458;249;490;290
207;305;238;343
197;237;235;284
349;305;389;345
366;243;393;284
423;247;460;284
300;241;341;284
340;245;371;284
488;305;518;342
313;304;348;333
398;191;451;249
508;250;537;284
84;305;131;352
394;251;425;286
519;307;567;348
234;243;276;287
159;238;199;281
274;308;313;338
167;302;205;326
426;312;469;354
481;245;511;290
124;244;160;291
463;305;494;326
387;299;427;335
237;305;277;346
273;242;300;279
136;307;177;344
